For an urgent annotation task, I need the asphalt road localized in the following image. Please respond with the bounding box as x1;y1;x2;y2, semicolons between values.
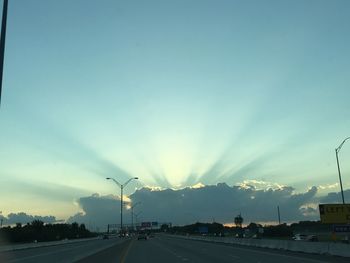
1;235;349;263
123;235;349;263
0;237;127;263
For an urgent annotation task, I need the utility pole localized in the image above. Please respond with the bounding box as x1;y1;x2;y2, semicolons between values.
336;137;350;204
277;206;281;225
0;0;8;106
120;185;123;232
0;210;3;228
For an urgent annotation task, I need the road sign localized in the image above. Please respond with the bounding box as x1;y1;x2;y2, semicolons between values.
319;204;350;224
333;225;350;233
198;226;208;234
141;222;151;228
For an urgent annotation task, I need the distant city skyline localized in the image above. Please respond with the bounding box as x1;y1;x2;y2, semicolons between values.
0;0;349;224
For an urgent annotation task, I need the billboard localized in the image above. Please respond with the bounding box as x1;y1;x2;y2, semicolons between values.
319;204;350;224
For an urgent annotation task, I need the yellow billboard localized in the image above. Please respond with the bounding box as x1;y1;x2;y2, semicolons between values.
319;204;350;224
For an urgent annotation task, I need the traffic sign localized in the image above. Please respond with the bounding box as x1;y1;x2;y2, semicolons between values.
333;225;350;233
319;204;350;224
141;222;151;228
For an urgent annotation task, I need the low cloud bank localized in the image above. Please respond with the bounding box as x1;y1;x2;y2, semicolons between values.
67;194;121;231
67;183;350;229
3;185;349;231
130;183;319;225
0;212;57;225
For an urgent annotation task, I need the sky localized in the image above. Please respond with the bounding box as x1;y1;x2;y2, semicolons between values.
0;0;350;226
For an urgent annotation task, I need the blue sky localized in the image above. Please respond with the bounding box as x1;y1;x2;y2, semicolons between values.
0;0;350;220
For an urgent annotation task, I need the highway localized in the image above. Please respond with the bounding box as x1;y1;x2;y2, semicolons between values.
0;237;128;263
123;235;348;263
1;235;349;263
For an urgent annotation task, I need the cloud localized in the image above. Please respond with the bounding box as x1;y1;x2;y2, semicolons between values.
1;212;58;225
129;183;320;225
7;183;343;231
319;189;350;204
67;194;124;231
317;183;339;190
237;179;286;191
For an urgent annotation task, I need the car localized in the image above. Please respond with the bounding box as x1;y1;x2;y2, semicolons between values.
292;234;318;241
102;234;109;239
292;234;307;241
137;231;148;240
306;235;318;242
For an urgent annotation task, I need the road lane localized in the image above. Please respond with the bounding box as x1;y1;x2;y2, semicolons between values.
1;235;349;262
124;235;349;263
77;238;132;263
0;237;127;263
125;236;188;263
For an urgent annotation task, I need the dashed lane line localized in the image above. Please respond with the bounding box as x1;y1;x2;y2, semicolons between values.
120;238;135;263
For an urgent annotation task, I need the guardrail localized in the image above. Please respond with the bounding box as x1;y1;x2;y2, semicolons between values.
170;234;350;258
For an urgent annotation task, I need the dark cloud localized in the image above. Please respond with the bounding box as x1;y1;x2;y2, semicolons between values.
66;183;322;230
2;212;57;225
67;194;121;231
130;184;319;225
12;185;346;231
319;189;350;204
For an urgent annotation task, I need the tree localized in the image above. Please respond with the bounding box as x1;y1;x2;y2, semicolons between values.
234;214;243;228
31;220;44;230
247;222;262;230
160;224;169;232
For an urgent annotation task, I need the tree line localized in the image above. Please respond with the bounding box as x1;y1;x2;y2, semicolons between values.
0;220;96;244
162;220;332;238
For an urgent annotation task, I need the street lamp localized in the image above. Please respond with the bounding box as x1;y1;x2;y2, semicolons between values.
0;0;9;106
106;177;138;233
131;202;141;231
335;137;350;204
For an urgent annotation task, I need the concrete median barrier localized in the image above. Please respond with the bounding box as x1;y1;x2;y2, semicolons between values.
169;234;350;258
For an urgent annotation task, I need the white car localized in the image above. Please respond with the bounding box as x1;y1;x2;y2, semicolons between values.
292;234;307;241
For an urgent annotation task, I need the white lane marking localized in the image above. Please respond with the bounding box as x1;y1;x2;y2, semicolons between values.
230;246;325;263
152;238;189;261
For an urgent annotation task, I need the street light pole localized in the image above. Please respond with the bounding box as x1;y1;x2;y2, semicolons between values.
120;184;123;232
131;202;141;231
336;137;350;204
106;177;138;234
0;0;9;106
